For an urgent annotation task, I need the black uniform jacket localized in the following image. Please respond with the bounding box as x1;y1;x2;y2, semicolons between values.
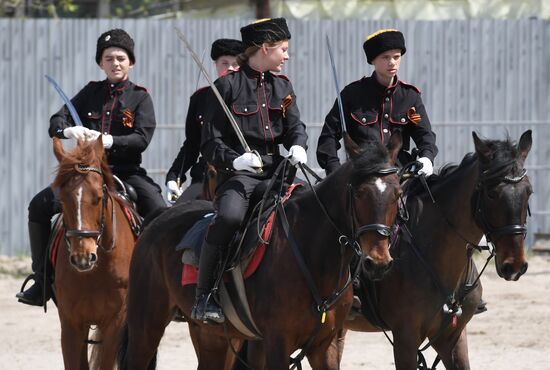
317;72;438;174
201;64;308;178
166;86;209;184
49;79;156;172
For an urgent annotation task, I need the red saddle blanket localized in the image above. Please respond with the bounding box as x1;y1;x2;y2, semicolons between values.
182;183;301;286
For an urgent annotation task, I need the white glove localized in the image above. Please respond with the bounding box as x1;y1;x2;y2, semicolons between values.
233;152;262;173
287;145;307;166
165;180;183;203
63;126;91;141
102;134;114;149
87;130;102;141
417;157;433;176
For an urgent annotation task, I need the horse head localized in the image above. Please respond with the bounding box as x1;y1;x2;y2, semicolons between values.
53;137;115;272
473;130;533;281
348;132;403;280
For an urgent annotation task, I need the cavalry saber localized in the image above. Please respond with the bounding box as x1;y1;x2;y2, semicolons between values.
175;47;208;190
325;36;347;136
45;75;83;126
174;27;263;174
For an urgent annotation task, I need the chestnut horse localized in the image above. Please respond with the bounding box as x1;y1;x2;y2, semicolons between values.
117;134;403;370
330;130;533;369
52;137;137;370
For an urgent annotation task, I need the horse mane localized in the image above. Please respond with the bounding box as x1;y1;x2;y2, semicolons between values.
52;140;115;191
349;140;392;188
406;135;522;196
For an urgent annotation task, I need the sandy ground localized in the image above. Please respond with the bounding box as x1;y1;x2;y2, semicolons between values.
1;255;549;369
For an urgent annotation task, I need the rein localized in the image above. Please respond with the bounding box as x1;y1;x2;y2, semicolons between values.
383;160;529;370
283;161;398;369
63;164;117;253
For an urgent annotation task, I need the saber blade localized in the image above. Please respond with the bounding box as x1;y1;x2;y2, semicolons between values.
45;75;82;126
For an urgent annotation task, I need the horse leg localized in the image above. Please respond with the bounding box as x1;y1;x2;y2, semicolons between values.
330;328;347;366
59;316;89;370
231;340;266;370
92;316;125;370
306;333;344;370
392;329;422;370
431;327;471;370
188;322;234;370
263;336;292;370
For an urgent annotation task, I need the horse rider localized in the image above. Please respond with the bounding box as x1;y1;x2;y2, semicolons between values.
316;29;438;176
165;38;245;203
16;28;165;306
191;18;308;323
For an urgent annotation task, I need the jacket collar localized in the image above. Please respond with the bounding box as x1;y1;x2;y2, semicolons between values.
370;71;399;94
105;79;131;95
241;63;269;80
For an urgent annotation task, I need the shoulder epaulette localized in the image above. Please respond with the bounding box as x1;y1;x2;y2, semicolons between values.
399;80;421;93
274;73;290;81
133;83;148;93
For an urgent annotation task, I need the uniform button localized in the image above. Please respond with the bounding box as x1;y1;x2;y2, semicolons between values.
265;125;269;129
244;108;248;112
384;113;389;119
198;115;202;119
385;97;390;102
262;103;266;107
387;90;391;94
200;121;203;125
87;112;92;116
401;118;406;123
383;128;389;133
361;118;366;123
104;132;108;135
110;84;114;88
106;111;110;116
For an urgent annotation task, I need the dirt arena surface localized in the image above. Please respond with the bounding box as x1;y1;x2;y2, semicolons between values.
1;254;549;369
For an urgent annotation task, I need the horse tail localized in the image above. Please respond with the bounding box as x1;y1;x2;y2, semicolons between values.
116;321;158;370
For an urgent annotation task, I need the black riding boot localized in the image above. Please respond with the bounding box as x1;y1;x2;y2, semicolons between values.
190;241;225;323
16;222;52;306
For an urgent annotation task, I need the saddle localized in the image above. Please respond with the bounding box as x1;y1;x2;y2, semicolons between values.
178;180;302;338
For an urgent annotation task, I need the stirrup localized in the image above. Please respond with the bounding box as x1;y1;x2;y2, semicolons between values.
191;293;225;324
16;274;45;306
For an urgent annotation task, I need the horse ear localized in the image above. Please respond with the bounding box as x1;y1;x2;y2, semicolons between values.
343;132;362;159
53;137;66;163
387;131;403;164
517;130;532;164
472;131;492;163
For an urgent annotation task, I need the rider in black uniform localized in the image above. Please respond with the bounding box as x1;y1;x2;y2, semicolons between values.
165;39;245;203
16;29;165;306
191;18;308;323
317;29;437;175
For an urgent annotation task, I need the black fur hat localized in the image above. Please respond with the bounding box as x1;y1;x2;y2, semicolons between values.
210;39;245;60
95;29;135;65
240;18;291;48
363;29;406;64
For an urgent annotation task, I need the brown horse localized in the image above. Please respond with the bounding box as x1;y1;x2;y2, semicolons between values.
330;130;533;370
117;133;403;370
52;137;137;370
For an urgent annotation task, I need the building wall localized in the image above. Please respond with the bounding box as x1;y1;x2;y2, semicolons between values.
0;18;548;255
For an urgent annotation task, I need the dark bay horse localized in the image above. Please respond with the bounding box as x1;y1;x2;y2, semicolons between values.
117;134;403;370
52;137;137;370
331;130;533;370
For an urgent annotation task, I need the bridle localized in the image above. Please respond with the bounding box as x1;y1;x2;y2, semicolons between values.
64;164;116;252
349;166;400;243
474;161;529;243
